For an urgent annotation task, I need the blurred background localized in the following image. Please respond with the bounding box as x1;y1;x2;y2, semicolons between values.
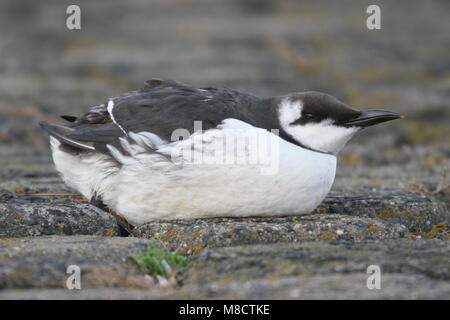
0;0;449;203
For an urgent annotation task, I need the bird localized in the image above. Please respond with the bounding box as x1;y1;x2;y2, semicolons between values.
40;79;402;226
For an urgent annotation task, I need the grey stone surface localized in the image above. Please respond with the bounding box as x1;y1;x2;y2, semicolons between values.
133;214;408;255
0;189;119;237
316;188;448;233
2;236;449;299
132;188;448;255
181;239;450;299
183;274;450;300
2;274;449;299
0;288;175;300
0;236;157;289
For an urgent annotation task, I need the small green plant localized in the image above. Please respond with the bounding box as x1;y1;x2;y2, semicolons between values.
129;243;188;276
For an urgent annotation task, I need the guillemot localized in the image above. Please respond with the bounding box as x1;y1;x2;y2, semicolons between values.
40;79;402;226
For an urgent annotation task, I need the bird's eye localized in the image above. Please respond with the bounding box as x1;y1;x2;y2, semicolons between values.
304;113;313;119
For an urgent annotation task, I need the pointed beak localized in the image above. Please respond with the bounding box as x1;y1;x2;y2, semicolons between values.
345;109;403;127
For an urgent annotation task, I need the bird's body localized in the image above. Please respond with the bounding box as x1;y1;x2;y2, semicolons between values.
41;79;401;225
49;126;336;225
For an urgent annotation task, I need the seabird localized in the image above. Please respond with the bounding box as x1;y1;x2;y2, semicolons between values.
40;79;402;225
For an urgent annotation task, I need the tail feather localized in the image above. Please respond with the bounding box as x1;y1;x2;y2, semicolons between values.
60;115;78;122
39;121;95;151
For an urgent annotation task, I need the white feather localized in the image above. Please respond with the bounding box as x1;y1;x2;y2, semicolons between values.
50;119;337;225
107;99;128;136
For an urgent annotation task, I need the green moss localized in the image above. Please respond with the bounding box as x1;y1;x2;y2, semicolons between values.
316;207;327;214
420;222;450;239
159;227;182;242
14;187;25;194
103;229;116;237
154;227;206;255
10;212;23;222
376;206;401;219
187;228;201;239
129;243;188;276
315;231;337;241
364;224;384;234
180;242;205;255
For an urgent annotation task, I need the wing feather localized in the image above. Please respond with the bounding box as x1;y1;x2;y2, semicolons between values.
41;79;265;157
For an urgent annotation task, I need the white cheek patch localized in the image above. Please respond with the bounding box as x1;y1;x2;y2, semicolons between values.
278;98;303;128
278;99;359;154
289;120;358;154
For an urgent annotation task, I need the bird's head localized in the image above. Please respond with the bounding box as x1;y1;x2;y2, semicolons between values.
277;91;402;155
